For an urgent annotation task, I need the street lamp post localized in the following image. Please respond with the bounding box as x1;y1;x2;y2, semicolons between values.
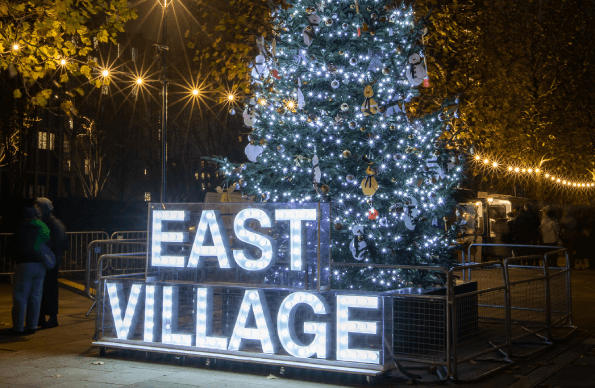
158;1;170;203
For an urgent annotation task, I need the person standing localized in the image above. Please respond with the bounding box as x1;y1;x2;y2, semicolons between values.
559;209;578;268
514;205;541;265
540;210;560;268
11;205;50;335
35;198;68;329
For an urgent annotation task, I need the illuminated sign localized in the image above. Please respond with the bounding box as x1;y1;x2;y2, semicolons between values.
96;203;390;372
104;283;387;364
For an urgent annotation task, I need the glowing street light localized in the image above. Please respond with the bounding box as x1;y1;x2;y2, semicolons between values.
192;89;199;96
12;43;19;50
136;78;143;85
102;69;109;77
60;59;67;65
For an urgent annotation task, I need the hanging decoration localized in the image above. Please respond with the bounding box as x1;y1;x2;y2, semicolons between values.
361;164;379;196
361;85;378;116
405;53;427;86
349;225;367;261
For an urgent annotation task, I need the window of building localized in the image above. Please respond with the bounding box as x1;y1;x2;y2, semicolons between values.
84;159;90;175
145;192;151;201
117;43;120;57
201;161;205;168
64;159;71;171
195;172;199;180
102;84;109;95
38;132;55;150
201;183;205;191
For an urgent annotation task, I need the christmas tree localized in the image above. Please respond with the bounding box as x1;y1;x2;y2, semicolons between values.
217;0;463;291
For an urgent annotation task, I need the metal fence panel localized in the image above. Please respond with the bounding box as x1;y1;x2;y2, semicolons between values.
110;231;147;240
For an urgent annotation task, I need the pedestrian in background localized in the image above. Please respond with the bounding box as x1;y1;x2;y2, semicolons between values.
559;209;577;268
513;205;540;265
574;227;592;270
11;205;50;335
35;198;68;329
540;210;560;268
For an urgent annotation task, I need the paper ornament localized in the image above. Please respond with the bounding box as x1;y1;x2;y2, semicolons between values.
312;155;321;183
402;196;419;230
349;225;367;261
361;165;379;196
406;53;427;86
245;143;264;163
243;108;258;127
361;85;378;116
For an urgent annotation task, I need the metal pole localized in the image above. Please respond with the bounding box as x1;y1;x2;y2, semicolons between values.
160;5;169;203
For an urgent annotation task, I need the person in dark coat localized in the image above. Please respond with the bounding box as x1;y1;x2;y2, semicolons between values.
513;205;541;265
11;206;50;335
35;197;68;329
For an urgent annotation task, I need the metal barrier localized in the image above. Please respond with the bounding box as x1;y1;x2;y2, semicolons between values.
63;232;110;272
85;240;147;301
0;231;110;275
0;233;15;274
110;231;147;240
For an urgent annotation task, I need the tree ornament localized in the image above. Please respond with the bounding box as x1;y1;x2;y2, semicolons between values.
348;121;357;129
382;67;390;75
277;144;285;153
334;114;345;123
342;23;348;30
342;150;352;158
346;174;355;183
361;85;378;116
261;193;270;202
349;225;367;261
325;18;333;26
361;165;379;196
340;103;349;112
371;13;378;19
320;184;330;194
334;223;343;231
229;108;236;115
349;57;358;66
406;53;427;86
389;124;396;130
368;208;379;220
379;217;387;226
331;80;340;89
305;7;315;15
243;108;258;127
240;163;247;170
312;155;321;183
360;127;366;132
297;79;305;109
239;179;247;188
245;143;264;162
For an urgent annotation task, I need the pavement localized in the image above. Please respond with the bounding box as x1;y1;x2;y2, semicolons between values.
0;271;594;388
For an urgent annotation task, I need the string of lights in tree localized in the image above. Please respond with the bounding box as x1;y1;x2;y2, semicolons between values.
215;0;465;291
472;154;595;190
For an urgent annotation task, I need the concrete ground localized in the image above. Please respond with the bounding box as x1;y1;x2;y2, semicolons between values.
1;270;594;388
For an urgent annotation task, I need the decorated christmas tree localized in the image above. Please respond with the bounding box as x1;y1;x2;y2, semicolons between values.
217;0;464;291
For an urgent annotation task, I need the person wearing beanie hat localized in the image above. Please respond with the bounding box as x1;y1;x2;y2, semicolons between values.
11;204;51;335
34;197;68;329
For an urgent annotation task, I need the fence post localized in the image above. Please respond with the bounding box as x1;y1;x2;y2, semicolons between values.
448;269;458;380
503;259;513;358
543;251;553;343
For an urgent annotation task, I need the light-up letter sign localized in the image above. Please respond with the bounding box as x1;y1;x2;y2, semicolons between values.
162;286;193;346
277;292;330;359
233;209;276;271
152;211;189;267
188;210;234;269
275;209;317;270
336;295;380;364
228;290;276;354
107;283;144;340
144;285;162;342
196;288;228;350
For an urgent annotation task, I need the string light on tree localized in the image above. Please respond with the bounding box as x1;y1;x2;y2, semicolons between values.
213;0;464;291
